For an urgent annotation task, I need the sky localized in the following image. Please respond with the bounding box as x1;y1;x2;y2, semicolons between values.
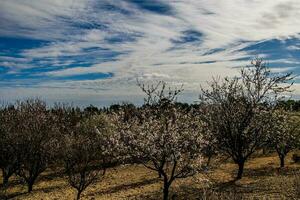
1;0;300;106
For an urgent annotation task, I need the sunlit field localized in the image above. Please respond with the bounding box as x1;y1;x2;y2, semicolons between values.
1;152;300;200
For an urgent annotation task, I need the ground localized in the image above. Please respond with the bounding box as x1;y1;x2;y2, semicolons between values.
1;152;300;200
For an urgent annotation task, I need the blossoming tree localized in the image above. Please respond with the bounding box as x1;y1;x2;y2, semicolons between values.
199;58;293;179
118;81;205;200
14;99;58;192
63;114;118;200
268;110;300;167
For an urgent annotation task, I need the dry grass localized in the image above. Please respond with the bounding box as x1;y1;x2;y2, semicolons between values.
1;153;300;200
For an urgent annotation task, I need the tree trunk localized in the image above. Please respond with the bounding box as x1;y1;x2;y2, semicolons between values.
279;155;285;168
163;181;170;200
27;183;33;193
263;147;268;155
158;172;162;178
76;190;82;200
206;155;212;167
236;161;245;180
2;169;9;187
27;178;36;193
2;175;9;187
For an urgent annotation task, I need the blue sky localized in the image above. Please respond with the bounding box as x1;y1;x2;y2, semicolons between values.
1;0;300;106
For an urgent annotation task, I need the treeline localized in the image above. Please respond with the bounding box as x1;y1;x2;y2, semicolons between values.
84;99;300;116
1;59;300;200
277;100;300;111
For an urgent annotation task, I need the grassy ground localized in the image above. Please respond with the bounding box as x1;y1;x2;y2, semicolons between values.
1;153;300;200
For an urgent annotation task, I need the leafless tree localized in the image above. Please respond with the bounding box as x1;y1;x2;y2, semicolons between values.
199;58;293;179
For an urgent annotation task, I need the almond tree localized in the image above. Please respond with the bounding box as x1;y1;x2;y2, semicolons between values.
199;58;293;179
268;110;300;167
63;114;118;200
119;81;205;200
51;103;83;136
0;105;20;187
201;129;219;168
64;134;100;200
14;99;58;192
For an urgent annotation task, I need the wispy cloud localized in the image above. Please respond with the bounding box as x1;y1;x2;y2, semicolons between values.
1;0;300;105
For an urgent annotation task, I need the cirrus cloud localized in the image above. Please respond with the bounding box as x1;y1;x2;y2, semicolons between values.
0;0;300;106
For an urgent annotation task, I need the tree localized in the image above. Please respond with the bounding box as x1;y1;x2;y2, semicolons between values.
199;58;293;179
14;99;58;192
84;105;99;116
276;100;300;111
119;81;205;200
201;129;219;168
64;134;100;200
0;105;20;187
63;114;117;200
268;110;300;167
51;103;83;137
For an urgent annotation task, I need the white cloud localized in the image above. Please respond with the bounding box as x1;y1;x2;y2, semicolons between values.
1;0;300;105
287;45;300;51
